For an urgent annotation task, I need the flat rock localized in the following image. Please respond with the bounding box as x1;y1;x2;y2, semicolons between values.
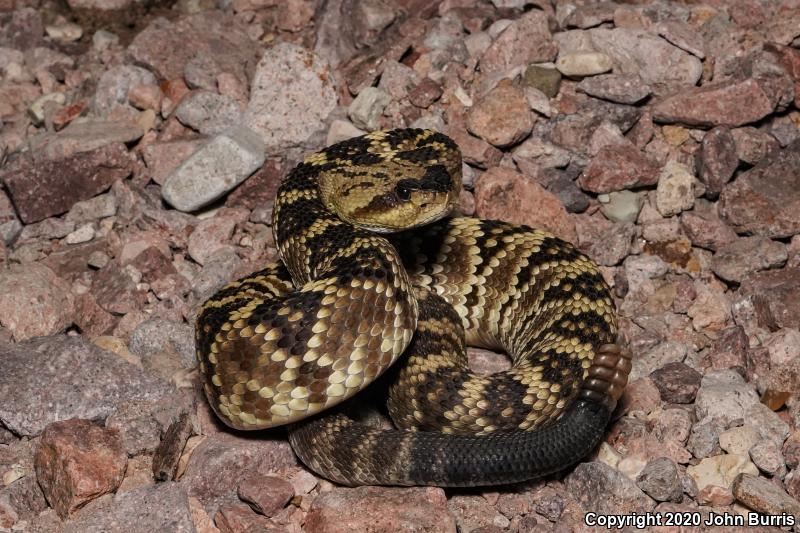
162;125;266;212
565;462;655;515
0;263;75;341
649;362;702;404
720;425;760;456
680;210;737;252
730;126;780;165
93;65;157;117
555;28;701;89
636;457;682;503
711;236;787;284
0;8;44;50
0;190;22;245
732;473;800;521
304;486;456;533
34;419;126;518
548;100;641;156
448;494;510;531
175;90;243;136
29;120;144;161
127;13;257;84
1;142;134;224
0;335;173;437
631;341;688;382
215;502;286;533
244;42;337;154
142;139;205;186
694;369;760;428
575;214;634;267
687;454;758;491
467;80;533;148
697;126;738;198
578;143;660;193
479;9;556;76
130;317;196;372
740;268;800;331
652;78;777;127
474;166;577;243
719;139;800;239
180;432;297;515
522;65;561;98
237;475;294;517
657;20;705;58
702;325;748;372
60;482;196;533
576;73;651;104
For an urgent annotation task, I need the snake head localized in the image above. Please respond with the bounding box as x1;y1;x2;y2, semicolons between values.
319;131;463;233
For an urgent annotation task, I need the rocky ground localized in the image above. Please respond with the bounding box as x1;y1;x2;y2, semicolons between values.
0;0;799;531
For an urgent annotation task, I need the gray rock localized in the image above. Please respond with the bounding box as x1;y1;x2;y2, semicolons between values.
697;126;738;198
688;418;723;459
0;335;173;437
244;42;337;154
93;65;157;116
749;439;786;477
599;190;644;223
576;73;652;104
377;61;420;101
175;90;242;135
636;458;683;502
554;28;702;89
29;120;144;161
565;462;655;514
694;369;760;428
130;317;196;372
347;87;391;131
631;341;688;381
711;236;788;283
65;193;117;225
190;248;243;302
745;403;790;447
0;190;22;245
61;482;195;533
162;125;265;212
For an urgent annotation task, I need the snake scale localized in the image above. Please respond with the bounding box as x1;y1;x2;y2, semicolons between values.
195;128;632;487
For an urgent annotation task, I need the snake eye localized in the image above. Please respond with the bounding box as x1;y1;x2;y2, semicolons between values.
395;180;417;201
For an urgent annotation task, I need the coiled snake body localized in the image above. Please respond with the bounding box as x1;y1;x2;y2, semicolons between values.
196;129;631;487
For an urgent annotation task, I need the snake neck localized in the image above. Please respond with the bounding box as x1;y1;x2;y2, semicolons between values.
272;161;417;316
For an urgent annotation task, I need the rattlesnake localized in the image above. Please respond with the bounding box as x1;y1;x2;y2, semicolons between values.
195;128;631;486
